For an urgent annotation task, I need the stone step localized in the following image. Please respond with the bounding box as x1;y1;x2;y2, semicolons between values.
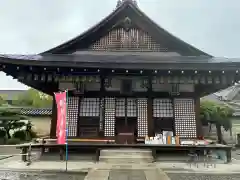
100;153;152;158
99;156;153;163
84;169;110;180
100;149;152;157
99;148;154;164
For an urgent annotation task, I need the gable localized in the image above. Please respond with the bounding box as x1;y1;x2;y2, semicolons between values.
88;27;169;52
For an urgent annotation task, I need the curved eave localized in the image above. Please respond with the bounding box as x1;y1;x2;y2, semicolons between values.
131;6;212;57
0;54;239;71
41;1;211;57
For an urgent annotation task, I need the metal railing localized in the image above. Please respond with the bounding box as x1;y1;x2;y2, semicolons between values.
0;143;40;166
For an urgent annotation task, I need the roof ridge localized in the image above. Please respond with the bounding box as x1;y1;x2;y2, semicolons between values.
116;0;138;8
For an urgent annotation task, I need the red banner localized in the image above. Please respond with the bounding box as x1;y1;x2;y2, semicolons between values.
55;91;67;144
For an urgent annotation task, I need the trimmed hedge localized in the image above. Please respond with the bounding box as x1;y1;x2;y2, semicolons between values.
0;129;6;138
12;130;26;141
6;138;21;145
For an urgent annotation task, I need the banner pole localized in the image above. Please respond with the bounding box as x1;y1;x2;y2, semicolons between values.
65;90;69;172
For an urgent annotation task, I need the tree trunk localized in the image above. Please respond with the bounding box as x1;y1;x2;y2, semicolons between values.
6;130;11;139
230;127;233;137
216;123;223;144
209;123;212;133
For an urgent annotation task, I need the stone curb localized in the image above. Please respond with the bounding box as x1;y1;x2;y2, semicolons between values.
0;155;13;160
164;170;240;174
0;168;89;174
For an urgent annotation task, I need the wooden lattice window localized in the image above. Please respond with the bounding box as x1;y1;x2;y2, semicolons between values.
67;97;79;137
116;98;125;117
153;99;173;118
104;98;116;136
174;98;197;138
79;98;100;117
127;98;137;117
137;98;148;137
89;28;167;52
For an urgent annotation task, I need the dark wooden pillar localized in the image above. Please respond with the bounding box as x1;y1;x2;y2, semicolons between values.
195;94;203;137
49;83;59;138
147;76;154;136
76;82;85;137
77;94;82;137
195;97;203;137
50;95;57;138
99;75;105;137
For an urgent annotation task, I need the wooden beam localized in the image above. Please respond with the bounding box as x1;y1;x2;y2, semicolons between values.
195;97;203;137
99;75;105;137
76;94;82;137
49;82;59;138
147;75;154;136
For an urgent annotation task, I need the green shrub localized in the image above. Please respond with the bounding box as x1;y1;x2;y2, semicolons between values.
12;130;26;141
0;129;6;138
12;129;38;142
7;138;21;145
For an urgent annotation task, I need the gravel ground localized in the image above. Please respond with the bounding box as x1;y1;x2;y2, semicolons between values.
167;173;240;180
0;171;87;180
232;149;240;160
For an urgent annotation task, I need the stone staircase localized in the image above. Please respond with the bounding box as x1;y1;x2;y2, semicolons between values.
99;148;154;164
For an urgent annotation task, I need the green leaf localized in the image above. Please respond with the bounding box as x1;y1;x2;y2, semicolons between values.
200;100;233;130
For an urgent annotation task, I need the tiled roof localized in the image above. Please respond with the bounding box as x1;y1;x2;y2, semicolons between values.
214;85;240;101
202;86;240;116
19;108;52;116
1;53;240;70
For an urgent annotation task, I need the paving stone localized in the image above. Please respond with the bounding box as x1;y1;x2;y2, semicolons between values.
84;169;109;180
145;168;171;180
109;170;146;180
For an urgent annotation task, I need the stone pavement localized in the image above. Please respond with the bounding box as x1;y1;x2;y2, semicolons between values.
1;155;240;179
0;156;172;180
1;154;240;173
86;165;171;180
108;170;146;180
0;146;20;160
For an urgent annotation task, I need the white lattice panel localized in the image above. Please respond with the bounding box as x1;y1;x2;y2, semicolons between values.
116;98;125;117
79;98;100;116
99;99;104;131
153;99;173;117
137;98;148;137
104;98;116;136
67;97;79;137
174;98;197;138
127;98;137;117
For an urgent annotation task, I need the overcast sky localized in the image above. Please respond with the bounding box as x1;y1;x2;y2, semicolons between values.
0;0;239;90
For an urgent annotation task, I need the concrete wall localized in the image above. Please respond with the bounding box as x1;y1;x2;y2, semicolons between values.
29;116;51;137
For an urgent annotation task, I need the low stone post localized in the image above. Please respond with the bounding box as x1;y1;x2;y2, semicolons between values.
237;134;240;146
